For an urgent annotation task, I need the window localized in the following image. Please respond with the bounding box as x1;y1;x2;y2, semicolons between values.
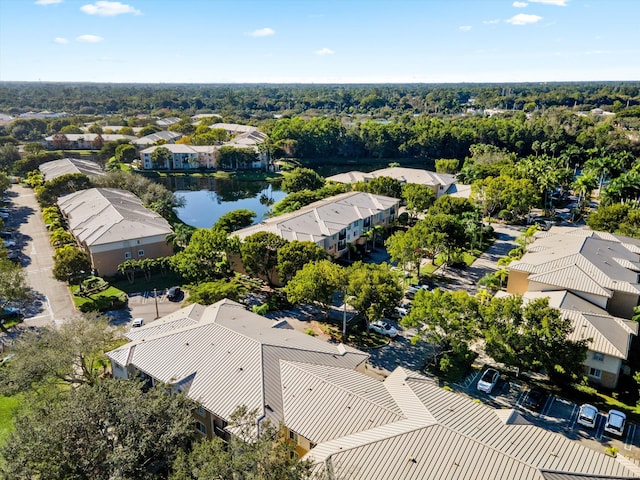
195;421;207;435
138;249;144;257
289;430;298;443
196;406;206;417
589;367;602;379
593;352;605;362
124;252;131;259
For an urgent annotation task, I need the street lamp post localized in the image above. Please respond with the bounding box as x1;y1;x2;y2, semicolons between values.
153;288;159;319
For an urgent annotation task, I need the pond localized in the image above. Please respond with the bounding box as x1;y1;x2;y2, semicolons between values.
155;176;287;229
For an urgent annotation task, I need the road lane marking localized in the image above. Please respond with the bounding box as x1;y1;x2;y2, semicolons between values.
568;404;578;428
542;395;555;416
624;423;636;451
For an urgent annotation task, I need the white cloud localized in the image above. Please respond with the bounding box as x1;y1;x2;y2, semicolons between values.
483;19;500;24
506;13;543;25
76;34;104;43
529;0;569;5
459;25;472;31
35;0;62;4
80;1;141;16
249;27;275;37
54;37;69;44
314;48;334;55
513;1;528;7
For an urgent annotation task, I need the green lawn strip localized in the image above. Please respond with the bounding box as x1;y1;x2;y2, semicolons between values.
71;285;128;311
0;395;20;448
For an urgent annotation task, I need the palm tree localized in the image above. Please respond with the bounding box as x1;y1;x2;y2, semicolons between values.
572;171;598;208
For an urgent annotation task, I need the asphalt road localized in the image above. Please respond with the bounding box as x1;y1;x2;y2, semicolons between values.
6;184;77;326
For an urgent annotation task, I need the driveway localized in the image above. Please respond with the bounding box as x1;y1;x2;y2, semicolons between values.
5;185;76;326
437;223;522;294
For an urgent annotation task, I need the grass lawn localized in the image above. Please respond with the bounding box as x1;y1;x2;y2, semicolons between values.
71;285;127;311
0;395;20;448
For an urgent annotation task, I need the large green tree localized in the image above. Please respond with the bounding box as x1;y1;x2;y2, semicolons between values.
52;245;92;284
1;378;195;480
0;314;116;393
0;257;33;311
35;172;92;207
281;167;325;193
151;146;173;169
284;260;346;315
170;228;230;283
402;289;481;364
346;262;402;326
213;209;256;233
277;240;327;283
240;232;287;285
170;406;311;480
353;176;403;199
401;183;435;221
481;296;588;382
186;278;248;305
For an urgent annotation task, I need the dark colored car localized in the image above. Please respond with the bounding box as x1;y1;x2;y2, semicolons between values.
167;286;182;301
523;387;547;410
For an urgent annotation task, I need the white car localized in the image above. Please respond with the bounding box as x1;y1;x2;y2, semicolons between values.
368;321;398;338
394;306;409;318
131;318;144;328
604;409;626;436
477;368;500;394
577;404;598;428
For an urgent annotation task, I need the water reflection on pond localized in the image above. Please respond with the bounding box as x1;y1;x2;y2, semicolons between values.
155;176;286;229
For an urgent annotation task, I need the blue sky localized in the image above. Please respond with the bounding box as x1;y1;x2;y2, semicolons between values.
1;0;639;83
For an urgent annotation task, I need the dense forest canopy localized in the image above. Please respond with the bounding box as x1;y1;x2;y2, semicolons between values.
1;81;639;118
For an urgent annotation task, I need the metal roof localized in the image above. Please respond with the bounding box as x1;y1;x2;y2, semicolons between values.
38;158;104;181
233;192;399;242
280;361;405;443
326;167;456;190
307;368;637;479
509;229;640;297
107;299;368;425
57;188;172;247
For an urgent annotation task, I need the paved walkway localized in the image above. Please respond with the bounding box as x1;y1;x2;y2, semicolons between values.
437;223;522;294
6;184;77;327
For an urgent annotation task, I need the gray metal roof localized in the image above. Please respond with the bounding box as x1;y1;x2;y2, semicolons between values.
509;228;640;297
38;158;104;182
307;368;638;479
281;361;405;443
233;192;399;242
57;188;173;247
326;167;456;190
107;299;368;425
521;290;637;359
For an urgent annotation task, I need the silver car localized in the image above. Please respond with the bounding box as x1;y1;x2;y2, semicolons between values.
577;404;598;428
477;368;500;394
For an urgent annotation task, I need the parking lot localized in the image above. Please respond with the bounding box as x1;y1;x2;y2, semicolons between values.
465;368;640;459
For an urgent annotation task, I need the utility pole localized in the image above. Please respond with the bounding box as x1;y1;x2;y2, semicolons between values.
153;288;159;319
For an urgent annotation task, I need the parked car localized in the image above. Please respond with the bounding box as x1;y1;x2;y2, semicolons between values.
0;212;8;220
167;286;182;301
394;306;409;318
477;368;500;394
604;410;626;436
523;387;547;411
0;231;13;239
3;239;16;248
368;320;398;338
577;404;598;429
131;317;144;328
